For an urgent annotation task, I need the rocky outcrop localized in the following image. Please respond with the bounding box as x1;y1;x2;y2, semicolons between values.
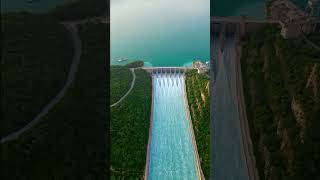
291;96;305;127
306;64;319;102
291;95;308;143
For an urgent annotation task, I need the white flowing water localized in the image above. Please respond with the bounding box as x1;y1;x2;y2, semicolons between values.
211;34;249;180
148;72;198;180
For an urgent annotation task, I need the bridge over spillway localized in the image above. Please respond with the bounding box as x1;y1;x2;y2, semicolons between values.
142;67;194;74
210;16;277;79
212;16;320;39
211;16;279;36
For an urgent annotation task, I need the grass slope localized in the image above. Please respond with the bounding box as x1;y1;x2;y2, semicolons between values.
1;13;73;137
111;69;151;179
185;70;210;179
0;23;109;179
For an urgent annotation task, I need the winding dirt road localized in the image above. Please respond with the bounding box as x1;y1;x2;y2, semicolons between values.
110;68;136;107
1;17;110;144
0;23;81;143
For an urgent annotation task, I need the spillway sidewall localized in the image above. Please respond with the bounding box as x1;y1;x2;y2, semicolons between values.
182;74;205;180
144;72;153;180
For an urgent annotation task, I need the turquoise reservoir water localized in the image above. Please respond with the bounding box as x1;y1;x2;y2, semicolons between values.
111;0;210;67
211;0;311;18
148;73;198;179
211;0;265;18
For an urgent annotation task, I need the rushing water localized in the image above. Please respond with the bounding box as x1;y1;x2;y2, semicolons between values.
148;73;198;179
1;0;75;13
211;33;249;180
111;0;210;66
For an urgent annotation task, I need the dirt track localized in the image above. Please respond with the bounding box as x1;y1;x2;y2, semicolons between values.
110;68;136;107
0;23;81;143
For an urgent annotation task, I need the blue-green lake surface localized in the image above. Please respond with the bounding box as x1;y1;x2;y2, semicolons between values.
1;0;75;13
211;0;266;18
211;0;310;18
148;73;198;179
111;0;210;67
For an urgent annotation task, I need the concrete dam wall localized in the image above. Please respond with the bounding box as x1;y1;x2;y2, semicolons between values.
211;17;279;36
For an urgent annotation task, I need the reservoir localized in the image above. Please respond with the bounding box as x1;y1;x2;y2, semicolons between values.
111;0;210;67
148;72;199;179
211;0;309;19
211;0;266;18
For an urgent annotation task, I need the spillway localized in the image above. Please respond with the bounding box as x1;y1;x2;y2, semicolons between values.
147;72;199;180
211;33;250;180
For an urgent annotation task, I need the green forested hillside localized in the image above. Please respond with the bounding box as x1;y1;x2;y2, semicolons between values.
110;66;132;104
0;23;109;179
110;69;151;179
241;26;320;180
1;13;73;137
51;0;108;21
185;70;210;179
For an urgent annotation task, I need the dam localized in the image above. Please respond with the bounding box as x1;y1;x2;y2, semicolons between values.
145;69;202;180
211;16;279;36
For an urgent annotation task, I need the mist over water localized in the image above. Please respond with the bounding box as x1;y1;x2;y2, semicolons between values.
111;0;210;66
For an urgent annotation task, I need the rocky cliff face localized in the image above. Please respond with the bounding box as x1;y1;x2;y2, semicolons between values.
306;64;319;102
291;96;306;142
241;27;320;180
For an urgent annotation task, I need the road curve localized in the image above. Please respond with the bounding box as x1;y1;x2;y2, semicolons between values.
110;68;136;107
0;23;81;143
